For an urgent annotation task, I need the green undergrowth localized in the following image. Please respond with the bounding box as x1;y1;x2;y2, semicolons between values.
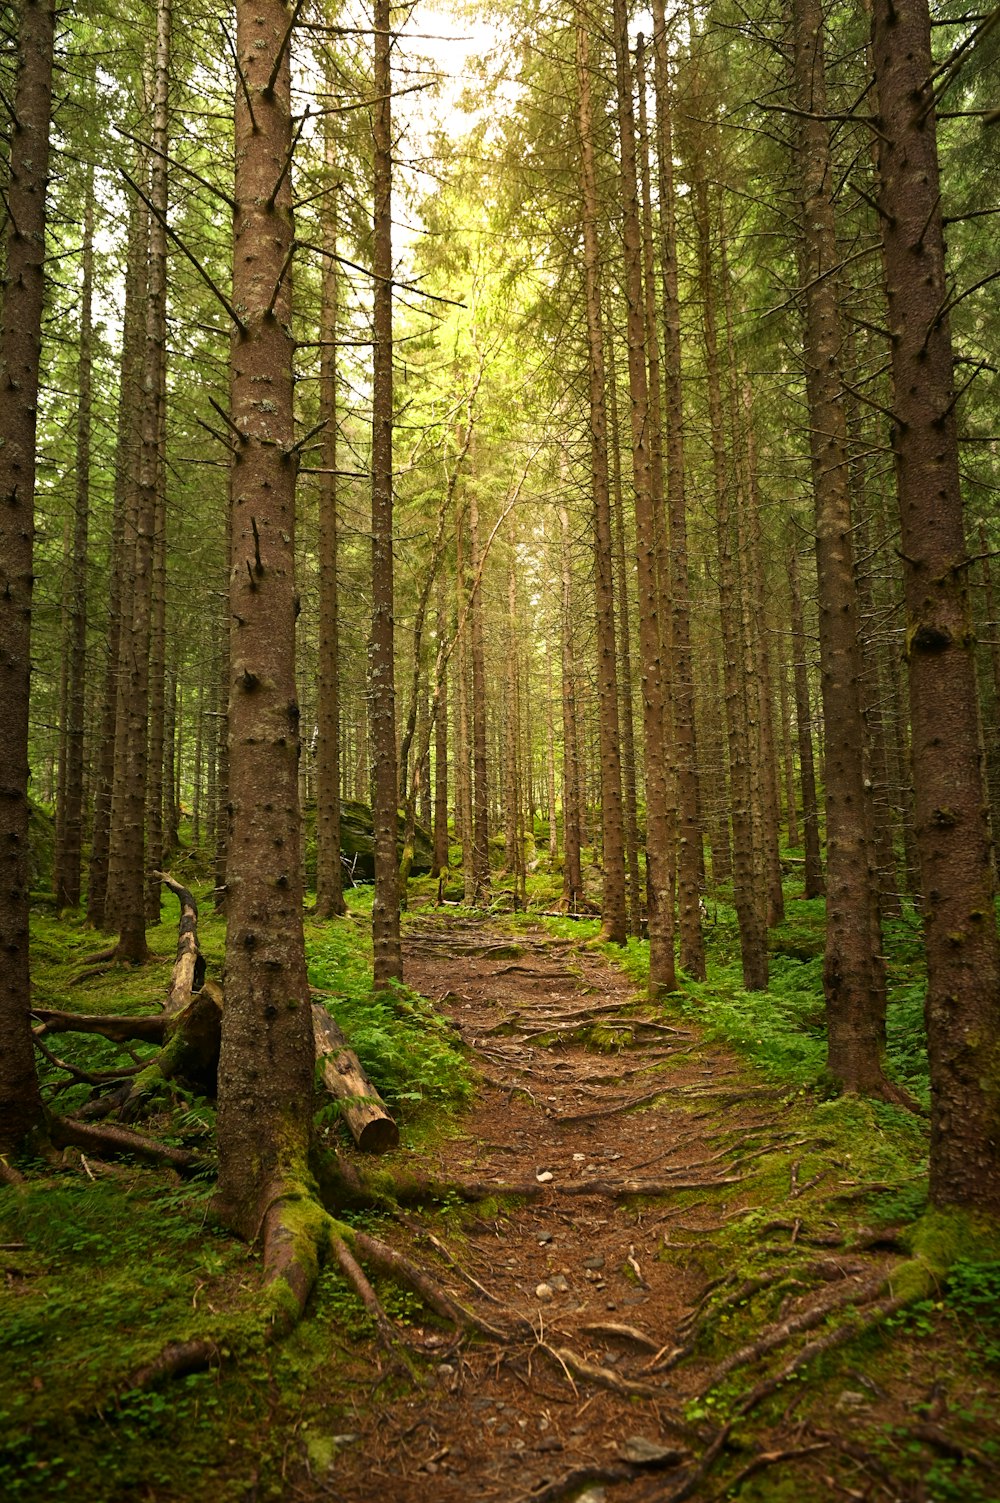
306;887;472;1122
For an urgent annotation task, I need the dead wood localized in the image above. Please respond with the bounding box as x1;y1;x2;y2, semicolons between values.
330;1231;398;1351
509;1464;638;1503
312;1003;399;1153
32;1009;167;1044
709;1441;830;1497
154;872;206;1013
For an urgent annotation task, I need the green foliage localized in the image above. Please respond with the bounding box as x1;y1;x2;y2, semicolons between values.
306;900;472;1117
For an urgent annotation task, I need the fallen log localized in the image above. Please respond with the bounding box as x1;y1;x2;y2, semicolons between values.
312;1003;399;1153
154;871;205;1013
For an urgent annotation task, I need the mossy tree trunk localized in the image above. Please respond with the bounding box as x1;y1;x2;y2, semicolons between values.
215;0;315;1238
0;0;54;1154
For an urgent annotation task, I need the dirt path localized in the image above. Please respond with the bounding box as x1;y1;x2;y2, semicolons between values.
310;916;989;1503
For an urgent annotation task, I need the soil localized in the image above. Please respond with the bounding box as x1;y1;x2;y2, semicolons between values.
295;914;1000;1503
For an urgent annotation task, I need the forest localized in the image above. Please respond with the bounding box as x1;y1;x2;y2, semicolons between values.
1;0;999;1496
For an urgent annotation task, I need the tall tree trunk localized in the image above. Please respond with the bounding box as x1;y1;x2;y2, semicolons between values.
369;0;401;980
545;642;559;867
145;359;168;923
433;571;449;876
575;21;626;943
606;312;642;935
778;639;800;849
0;0;54;1153
650;0;705;976
787;540;824;898
872;0;1000;1206
89;185;148;930
315;119;346;920
558;505;583;909
792;0;889;1090
216;0;314;1238
456;509;475;903
113;0;171;963
469;484;490;905
56;160;95;910
691;153;767;989
611;0;675;993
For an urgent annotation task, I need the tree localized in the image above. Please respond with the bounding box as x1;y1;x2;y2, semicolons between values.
369;0;402;984
872;0;1000;1207
0;0;54;1158
214;0;314;1238
791;0;890;1094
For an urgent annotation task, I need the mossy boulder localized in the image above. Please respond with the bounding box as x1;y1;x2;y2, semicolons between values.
339;801;434;880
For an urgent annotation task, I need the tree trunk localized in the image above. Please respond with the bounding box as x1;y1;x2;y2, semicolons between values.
650;0;705;977
469;483;490;906
433;571;449;877
56;159;95;911
611;1;675;993
215;0;315;1239
606;311;642;935
369;0;402;981
787;540;824;898
315;116;346;920
112;0;172;964
792;0;889;1091
558;505;583;909
690;147;767;988
0;0;54;1153
575;21;626;943
872;0;1000;1206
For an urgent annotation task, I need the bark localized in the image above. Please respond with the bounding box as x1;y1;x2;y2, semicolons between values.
792;0;889;1090
558;504;583;909
701;647;733;886
778;643;800;849
610;2;675;993
570;21;630;938
872;0;1000;1206
741;386;785;927
606;311;642;935
216;0;315;1239
469;482;490;906
979;528;1000;869
312;1005;399;1153
89;178;148;930
0;0;54;1153
456;509;475;903
369;0;402;980
111;0;172;963
787;541;824;897
691;153;767;989
433;571;449;875
145;357;168;924
314;116;346;920
56;160;95;910
650;0;705;977
545;642;559;866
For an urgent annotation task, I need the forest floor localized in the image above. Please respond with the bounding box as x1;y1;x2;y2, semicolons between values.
5;896;1000;1501
293;909;1000;1503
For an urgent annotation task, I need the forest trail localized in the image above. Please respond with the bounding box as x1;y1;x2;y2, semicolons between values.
315;915;932;1503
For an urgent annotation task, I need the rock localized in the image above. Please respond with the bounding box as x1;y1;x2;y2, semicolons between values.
536;1282;554;1301
549;1273;569;1292
537;1231;553;1245
576;1491;606;1503
330;1434;360;1447
617;1436;686;1467
584;1254;605;1270
537;1437;563;1453
535;1169;554;1183
573;1153;586;1161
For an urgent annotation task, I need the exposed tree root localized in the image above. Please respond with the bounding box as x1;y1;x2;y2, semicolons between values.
700;1269;889;1391
48;1116;208;1172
